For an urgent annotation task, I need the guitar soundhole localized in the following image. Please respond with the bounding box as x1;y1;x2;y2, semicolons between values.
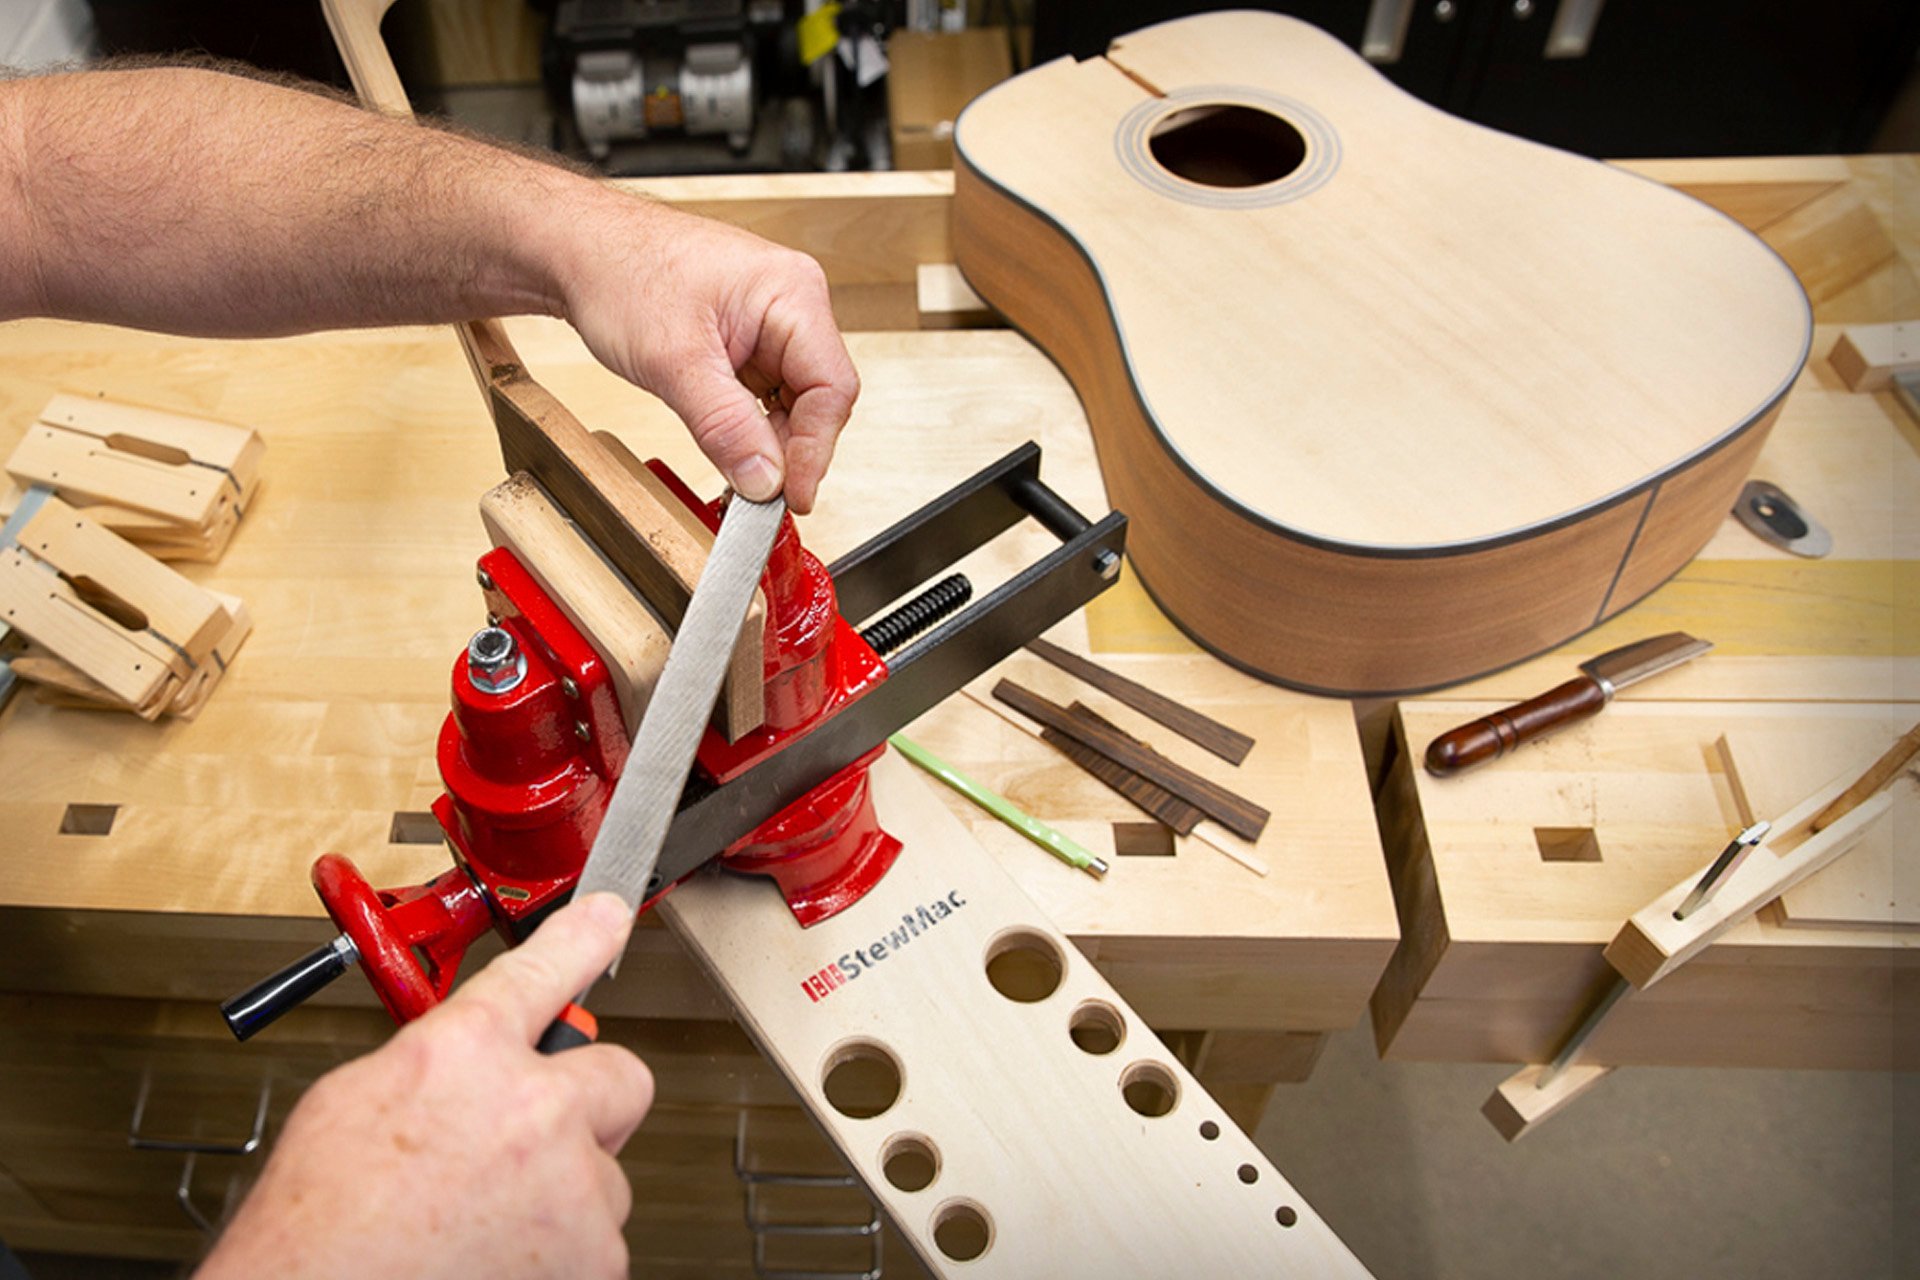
1148;104;1306;189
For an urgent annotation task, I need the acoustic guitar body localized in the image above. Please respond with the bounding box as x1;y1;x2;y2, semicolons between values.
952;11;1809;695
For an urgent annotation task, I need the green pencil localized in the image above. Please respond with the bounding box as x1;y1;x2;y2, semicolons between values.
890;734;1108;878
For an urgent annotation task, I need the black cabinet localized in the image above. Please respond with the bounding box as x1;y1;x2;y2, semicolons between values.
1032;0;1920;157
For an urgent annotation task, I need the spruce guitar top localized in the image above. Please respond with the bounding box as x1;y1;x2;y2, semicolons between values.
953;11;1810;695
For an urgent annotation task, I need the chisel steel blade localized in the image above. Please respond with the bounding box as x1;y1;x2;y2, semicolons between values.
575;493;784;929
1579;631;1711;694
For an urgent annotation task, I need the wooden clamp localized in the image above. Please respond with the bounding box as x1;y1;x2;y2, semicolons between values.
4;394;263;562
0;493;249;719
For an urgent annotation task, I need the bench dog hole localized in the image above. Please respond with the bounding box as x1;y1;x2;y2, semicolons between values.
1120;1060;1180;1118
1534;826;1601;862
983;927;1065;1003
60;803;118;836
820;1039;903;1120
931;1198;993;1262
387;811;444;845
1112;821;1174;856
881;1133;940;1193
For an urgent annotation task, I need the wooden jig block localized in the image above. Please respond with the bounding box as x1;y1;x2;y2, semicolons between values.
1605;764;1895;990
1828;320;1918;392
1483;1063;1615;1143
479;472;672;733
4;394;264;562
473;338;767;742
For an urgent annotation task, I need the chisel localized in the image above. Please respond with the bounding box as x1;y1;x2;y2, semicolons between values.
1425;632;1711;777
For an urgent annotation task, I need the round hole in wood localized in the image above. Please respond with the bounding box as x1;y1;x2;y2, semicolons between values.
1068;999;1126;1055
1119;1060;1180;1118
1199;1120;1221;1141
881;1133;940;1193
820;1039;902;1120
1147;103;1307;189
1275;1205;1299;1228
1237;1163;1260;1185
931;1198;993;1262
983;928;1065;1003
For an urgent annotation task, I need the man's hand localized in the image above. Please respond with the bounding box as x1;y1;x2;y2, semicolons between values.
197;894;652;1280
559;198;859;515
0;66;858;514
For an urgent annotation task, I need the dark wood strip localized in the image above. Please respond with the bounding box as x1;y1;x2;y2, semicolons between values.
1039;724;1204;835
1063;703;1209;835
994;678;1269;841
1025;637;1254;765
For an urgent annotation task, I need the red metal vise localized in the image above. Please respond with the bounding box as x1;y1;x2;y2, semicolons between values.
223;442;1126;1040
226;461;897;1034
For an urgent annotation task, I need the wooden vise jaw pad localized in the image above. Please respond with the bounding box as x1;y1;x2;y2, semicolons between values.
471;368;766;741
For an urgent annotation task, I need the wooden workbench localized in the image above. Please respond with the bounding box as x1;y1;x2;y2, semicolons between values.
0;154;1909;1265
0;173;1395;1265
1369;155;1919;1074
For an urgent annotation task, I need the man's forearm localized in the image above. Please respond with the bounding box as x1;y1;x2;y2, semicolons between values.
0;61;860;513
0;66;612;335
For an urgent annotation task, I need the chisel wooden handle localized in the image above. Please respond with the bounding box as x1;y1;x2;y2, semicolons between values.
1424;677;1609;776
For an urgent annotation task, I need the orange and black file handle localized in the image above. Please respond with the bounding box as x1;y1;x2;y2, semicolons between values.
537;999;599;1053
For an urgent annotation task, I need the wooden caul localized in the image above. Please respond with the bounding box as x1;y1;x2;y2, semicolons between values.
952;11;1810;695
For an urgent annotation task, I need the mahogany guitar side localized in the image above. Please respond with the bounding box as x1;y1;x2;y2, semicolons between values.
952;12;1809;695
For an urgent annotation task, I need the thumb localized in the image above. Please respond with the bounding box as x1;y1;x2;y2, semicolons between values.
446;892;635;1043
666;355;785;501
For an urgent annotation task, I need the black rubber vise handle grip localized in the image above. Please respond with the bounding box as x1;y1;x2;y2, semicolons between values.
222;937;354;1041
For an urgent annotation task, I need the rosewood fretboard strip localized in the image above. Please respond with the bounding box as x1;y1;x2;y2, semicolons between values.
1039;716;1205;834
1026;636;1255;764
994;678;1270;841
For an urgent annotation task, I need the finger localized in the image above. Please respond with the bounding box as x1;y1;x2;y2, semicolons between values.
668;350;785;501
448;893;635;1044
779;388;845;514
550;1042;656;1154
595;1149;634;1225
762;326;857;516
